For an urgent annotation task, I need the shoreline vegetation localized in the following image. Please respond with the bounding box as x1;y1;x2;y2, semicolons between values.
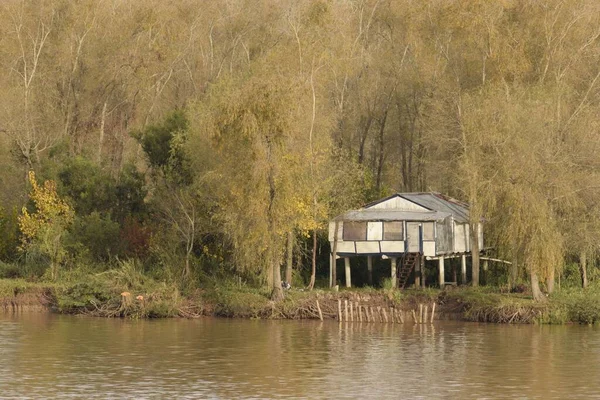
2;273;600;325
3;1;600;327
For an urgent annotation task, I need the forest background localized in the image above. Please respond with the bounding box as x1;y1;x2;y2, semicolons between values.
1;0;600;305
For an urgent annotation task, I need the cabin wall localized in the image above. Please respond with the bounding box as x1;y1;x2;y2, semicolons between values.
454;223;468;253
329;218;477;257
435;216;453;254
367;222;383;240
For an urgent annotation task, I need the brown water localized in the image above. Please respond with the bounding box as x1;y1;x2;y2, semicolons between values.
1;313;600;399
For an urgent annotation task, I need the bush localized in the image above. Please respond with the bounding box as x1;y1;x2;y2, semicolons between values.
0;262;22;279
550;284;600;324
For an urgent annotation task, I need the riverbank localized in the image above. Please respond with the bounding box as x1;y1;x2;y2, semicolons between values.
3;277;600;324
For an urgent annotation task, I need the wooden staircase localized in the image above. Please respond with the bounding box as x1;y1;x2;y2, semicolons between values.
397;253;420;289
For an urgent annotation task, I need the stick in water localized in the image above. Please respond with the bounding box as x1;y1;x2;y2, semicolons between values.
316;300;323;321
344;300;348;322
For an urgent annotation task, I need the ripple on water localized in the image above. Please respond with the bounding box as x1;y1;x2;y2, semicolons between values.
2;314;600;399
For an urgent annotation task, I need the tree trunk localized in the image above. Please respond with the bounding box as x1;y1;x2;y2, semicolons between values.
331;221;339;287
471;224;480;287
375;108;388;193
271;254;284;301
184;253;191;279
285;231;293;284
308;229;317;290
510;256;519;289
530;270;546;302
97;101;107;163
580;251;588;289
546;267;555;294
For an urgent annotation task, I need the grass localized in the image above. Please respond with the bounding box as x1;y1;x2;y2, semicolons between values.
4;266;600;325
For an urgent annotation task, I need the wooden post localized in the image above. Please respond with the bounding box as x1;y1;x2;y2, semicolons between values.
399;310;405;323
331;221;339;288
391;257;397;288
338;300;342;322
359;305;363;322
415;256;421;288
350;301;354;322
431;302;436;323
316;300;323;321
461;254;467;285
439;257;445;288
389;307;394;323
419;304;423;323
370;307;376;322
365;306;370;322
424;305;429;324
344;300;348;321
345;257;352;288
329;253;333;288
420;256;426;288
367;255;373;286
382;308;389;323
411;309;417;323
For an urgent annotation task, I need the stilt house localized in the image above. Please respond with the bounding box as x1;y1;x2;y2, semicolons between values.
328;192;483;288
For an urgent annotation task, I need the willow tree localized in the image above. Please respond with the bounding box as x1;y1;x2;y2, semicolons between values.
452;85;571;300
188;65;312;299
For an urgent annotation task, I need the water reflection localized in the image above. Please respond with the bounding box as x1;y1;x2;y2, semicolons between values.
1;313;600;399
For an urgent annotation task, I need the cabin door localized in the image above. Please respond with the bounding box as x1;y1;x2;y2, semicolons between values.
406;222;422;253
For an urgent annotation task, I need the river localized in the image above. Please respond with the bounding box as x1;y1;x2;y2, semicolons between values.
1;312;600;399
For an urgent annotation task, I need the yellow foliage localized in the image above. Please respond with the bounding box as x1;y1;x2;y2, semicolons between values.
18;171;74;250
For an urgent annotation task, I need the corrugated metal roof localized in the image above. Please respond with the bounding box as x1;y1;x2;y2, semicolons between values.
333;192;470;223
400;193;470;223
334;209;451;222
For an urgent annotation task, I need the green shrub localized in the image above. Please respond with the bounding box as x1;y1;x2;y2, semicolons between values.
0;262;22;279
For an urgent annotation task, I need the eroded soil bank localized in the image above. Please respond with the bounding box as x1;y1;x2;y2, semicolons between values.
1;279;555;324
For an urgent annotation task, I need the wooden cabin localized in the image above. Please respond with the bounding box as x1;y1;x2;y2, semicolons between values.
328;192;483;288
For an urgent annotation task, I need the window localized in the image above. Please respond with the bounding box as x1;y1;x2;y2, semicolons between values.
383;221;404;240
343;221;367;241
423;222;435;240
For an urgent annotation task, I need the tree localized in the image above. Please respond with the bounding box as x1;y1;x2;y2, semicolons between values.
18;171;74;280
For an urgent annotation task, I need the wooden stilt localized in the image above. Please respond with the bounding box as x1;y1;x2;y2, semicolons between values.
420;256;426;288
382;308;389;323
338;300;342;322
439;257;445;288
370;307;376;322
350;301;354;322
424;305;429;324
411;309;417;323
365;306;370;322
389;307;394;323
431;302;436;323
461;254;467;285
391;258;397;288
329;253;333;288
419;304;423;323
399;310;405;323
415;257;421;287
345;257;352;288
